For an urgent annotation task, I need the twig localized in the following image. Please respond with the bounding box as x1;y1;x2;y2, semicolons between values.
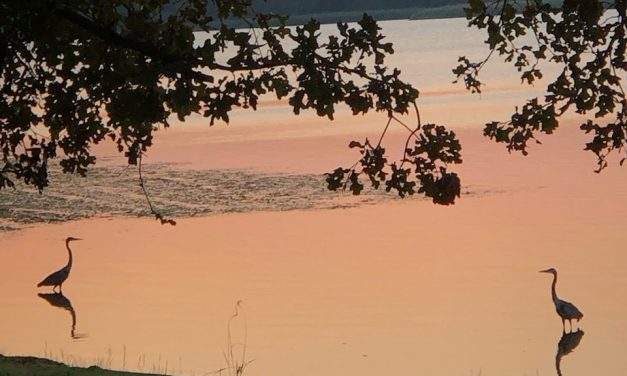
376;116;393;147
399;126;423;169
138;151;176;225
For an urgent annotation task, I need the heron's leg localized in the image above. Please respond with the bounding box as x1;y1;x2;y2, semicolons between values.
561;318;566;332
569;319;573;332
52;285;57;293
59;284;63;294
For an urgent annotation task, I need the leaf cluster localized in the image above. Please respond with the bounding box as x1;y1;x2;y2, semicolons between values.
455;0;627;171
1;0;466;213
0;1;419;192
326;121;462;205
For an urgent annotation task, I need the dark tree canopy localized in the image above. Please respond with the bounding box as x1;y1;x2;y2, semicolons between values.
0;0;462;217
1;0;624;223
455;0;627;171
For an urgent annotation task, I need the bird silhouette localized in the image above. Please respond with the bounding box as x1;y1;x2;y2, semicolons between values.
555;329;584;376
38;292;88;340
37;237;82;292
540;268;583;332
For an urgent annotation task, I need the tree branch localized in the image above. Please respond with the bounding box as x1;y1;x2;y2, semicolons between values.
138;152;176;226
51;6;291;78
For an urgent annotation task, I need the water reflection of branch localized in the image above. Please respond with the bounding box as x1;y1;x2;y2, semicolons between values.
37;292;88;340
555;329;584;376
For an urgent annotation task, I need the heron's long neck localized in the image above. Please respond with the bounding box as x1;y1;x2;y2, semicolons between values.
65;240;73;269
551;272;558;303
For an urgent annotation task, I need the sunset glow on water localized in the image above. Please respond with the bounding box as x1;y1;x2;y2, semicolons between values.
1;17;627;376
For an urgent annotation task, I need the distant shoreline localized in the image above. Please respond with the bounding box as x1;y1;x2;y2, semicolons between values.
280;4;467;26
264;0;564;26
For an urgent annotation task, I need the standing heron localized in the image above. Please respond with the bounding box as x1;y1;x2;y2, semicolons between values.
37;237;82;292
540;268;583;332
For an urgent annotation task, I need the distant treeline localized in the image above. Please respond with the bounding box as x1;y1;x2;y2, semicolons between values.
188;0;566;26
249;0;467;15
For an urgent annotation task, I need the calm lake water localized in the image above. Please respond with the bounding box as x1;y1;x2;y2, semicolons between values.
2;17;627;376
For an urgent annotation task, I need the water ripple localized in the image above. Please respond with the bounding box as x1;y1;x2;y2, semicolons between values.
0;164;484;231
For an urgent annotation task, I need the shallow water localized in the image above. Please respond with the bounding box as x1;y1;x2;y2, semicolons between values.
2;16;627;376
2;186;627;376
0;165;405;231
2;124;626;376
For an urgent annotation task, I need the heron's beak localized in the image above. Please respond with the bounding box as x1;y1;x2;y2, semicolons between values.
539;269;550;273
74;238;83;241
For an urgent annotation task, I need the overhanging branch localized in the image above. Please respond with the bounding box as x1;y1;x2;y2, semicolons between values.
51;6;291;78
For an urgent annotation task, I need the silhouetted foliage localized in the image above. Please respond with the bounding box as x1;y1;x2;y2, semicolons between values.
327;121;462;205
0;0;463;217
2;1;623;221
455;0;627;171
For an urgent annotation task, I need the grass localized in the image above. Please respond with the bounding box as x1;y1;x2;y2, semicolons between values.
0;354;169;376
1;302;251;376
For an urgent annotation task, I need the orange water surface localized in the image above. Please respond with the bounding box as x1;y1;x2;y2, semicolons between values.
2;17;627;376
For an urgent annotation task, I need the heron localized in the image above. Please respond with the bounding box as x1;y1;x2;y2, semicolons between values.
37;237;82;292
540;268;583;332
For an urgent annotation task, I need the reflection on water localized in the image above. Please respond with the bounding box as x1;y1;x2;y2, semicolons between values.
0;190;624;375
0;15;626;376
0;166;408;231
555;330;585;376
0;164;489;231
37;292;88;340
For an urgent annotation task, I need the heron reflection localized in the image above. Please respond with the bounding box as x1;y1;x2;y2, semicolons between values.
555;329;584;376
38;292;88;340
